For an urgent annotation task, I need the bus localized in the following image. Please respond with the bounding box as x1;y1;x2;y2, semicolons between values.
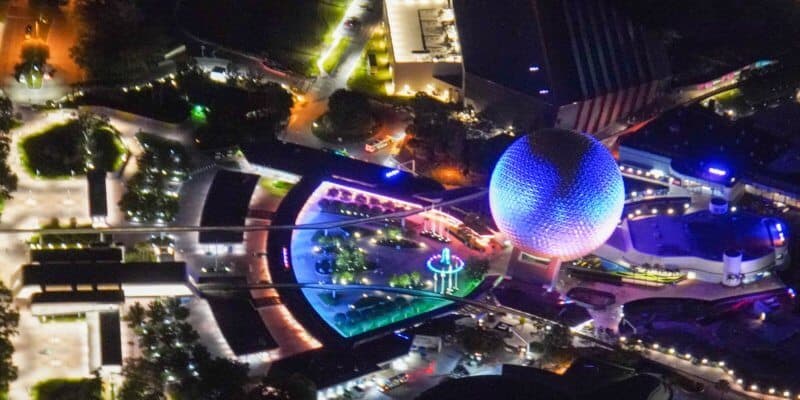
365;136;392;152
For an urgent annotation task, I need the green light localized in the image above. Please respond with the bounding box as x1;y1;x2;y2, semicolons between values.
191;104;208;122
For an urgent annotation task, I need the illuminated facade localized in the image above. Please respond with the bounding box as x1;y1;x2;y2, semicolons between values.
489;129;624;261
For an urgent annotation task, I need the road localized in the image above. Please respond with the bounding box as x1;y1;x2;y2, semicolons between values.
281;0;413;168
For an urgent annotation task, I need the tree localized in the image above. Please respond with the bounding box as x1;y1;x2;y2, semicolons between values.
251;372;316;400
71;0;170;81
121;299;249;400
0;281;19;395
457;327;502;356
0;96;13;134
409;271;422;287
465;258;490;280
119;358;165;400
317;89;374;141
32;376;103;400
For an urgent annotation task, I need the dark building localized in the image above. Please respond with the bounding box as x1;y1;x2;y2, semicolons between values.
87;170;108;226
199;169;260;245
454;0;670;133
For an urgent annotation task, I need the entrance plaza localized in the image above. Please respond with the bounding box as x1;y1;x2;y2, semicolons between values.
290;181;501;338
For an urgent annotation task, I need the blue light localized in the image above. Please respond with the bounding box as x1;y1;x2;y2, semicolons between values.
489;129;624;260
708;167;727;176
538;89;550;95
529;65;540;72
385;169;401;178
394;331;410;340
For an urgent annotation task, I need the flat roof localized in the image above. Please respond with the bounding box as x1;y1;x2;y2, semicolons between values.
30;247;122;264
99;311;123;366
87;170;108;217
627;211;781;261
385;0;461;63
199;169;260;244
268;334;410;389
31;290;125;304
22;262;186;287
206;294;278;355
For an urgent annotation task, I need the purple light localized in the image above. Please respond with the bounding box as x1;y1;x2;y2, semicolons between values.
708;167;727;176
538;89;550;95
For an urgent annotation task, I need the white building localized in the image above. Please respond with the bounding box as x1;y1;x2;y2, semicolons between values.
383;0;463;101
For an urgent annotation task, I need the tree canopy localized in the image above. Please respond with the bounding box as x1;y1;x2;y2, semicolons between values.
0;280;19;395
315;89;375;142
120;298;250;400
71;0;172;81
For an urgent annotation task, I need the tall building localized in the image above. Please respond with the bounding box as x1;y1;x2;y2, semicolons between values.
454;0;670;133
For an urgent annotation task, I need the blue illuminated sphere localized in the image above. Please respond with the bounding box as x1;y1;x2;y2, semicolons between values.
489;129;624;260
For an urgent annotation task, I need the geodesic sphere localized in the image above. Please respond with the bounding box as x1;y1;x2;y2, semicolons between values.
489;129;624;260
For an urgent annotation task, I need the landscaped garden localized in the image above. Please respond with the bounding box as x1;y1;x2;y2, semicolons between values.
19;116;126;178
293;182;492;338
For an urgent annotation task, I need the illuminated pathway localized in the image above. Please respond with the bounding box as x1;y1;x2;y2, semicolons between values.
201;282;781;400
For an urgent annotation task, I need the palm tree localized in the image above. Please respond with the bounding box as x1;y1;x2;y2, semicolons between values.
124;303;146;329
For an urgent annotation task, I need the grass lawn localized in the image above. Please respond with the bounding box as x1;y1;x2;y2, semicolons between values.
19;120;126;178
321;37;351;74
179;0;350;76
259;177;295;197
347;30;393;97
31;378;101;400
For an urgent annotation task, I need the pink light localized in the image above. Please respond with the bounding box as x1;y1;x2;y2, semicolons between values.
282;247;290;269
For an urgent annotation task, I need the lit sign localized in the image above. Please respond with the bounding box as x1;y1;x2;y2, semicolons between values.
707;167;727;176
385;169;401;178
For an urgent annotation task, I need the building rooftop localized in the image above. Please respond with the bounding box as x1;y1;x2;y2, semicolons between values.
626;211;784;261
385;0;461;64
30;247;122;264
620;106;800;195
454;0;669;106
30;290;125;304
87;170;108;217
99;311;122;366
206;294;278;356
199;169;260;244
21;262;187;287
267;334;410;389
